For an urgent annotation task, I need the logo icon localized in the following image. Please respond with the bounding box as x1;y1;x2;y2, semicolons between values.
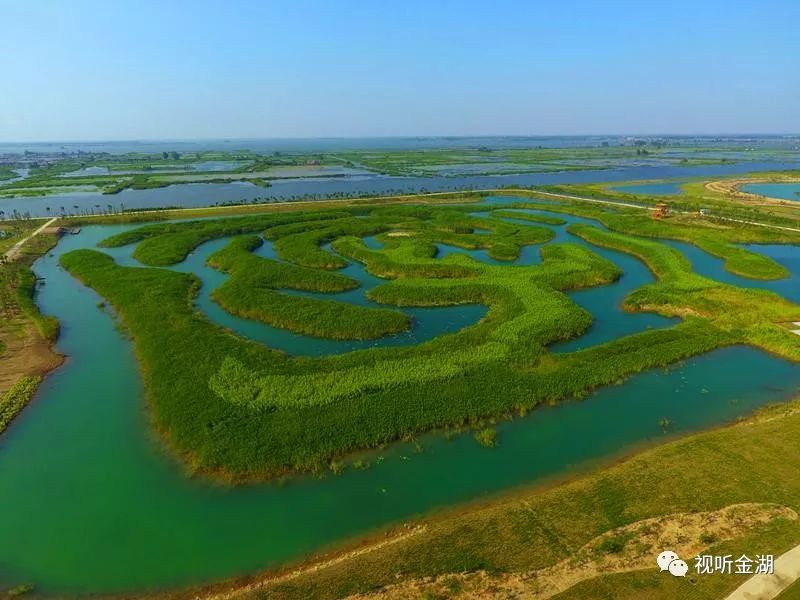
657;550;687;577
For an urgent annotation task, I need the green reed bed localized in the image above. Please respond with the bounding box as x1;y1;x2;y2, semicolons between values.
58;201;800;480
99;210;352;266
569;223;800;357
496;192;797;280
207;235;410;340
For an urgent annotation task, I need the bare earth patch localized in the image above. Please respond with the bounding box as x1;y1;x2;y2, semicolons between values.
0;321;62;397
705;177;800;204
347;503;797;600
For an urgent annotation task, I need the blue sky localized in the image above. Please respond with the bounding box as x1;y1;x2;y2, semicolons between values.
2;0;798;141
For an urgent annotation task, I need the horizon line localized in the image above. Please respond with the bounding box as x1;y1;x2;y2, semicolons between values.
2;132;800;147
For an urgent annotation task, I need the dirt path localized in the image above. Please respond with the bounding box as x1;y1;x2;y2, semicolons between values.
722;543;800;600
3;217;57;261
705;176;800;204
346;504;796;600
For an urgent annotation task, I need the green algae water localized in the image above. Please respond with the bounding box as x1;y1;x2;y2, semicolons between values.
2;220;800;594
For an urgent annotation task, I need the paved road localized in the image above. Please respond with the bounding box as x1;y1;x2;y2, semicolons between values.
722;544;800;600
3;217;57;262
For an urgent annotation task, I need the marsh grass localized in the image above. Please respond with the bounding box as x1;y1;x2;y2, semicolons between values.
57;201;800;480
208;236;411;340
0;376;41;433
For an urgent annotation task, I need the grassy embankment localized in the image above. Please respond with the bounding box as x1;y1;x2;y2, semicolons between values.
59;199;800;481
0;229;62;435
61;191;487;225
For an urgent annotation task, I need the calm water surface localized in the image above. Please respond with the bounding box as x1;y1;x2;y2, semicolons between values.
3;159;799;217
742;182;800;202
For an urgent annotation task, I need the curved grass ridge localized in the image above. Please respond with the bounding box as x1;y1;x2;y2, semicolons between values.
58;201;800;480
207;235;411;340
569;223;800;353
497;193;795;280
491;209;567;226
98;211;353;266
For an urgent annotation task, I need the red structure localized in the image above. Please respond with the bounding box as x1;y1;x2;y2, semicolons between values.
652;203;669;219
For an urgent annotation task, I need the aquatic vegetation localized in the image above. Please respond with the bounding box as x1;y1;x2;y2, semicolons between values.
58;199;800;480
491;209;567;226
267;216;395;269
474;427;497;447
208;235;411;339
493;191;797;280
0;376;42;434
99;211;352;266
568;223;800;352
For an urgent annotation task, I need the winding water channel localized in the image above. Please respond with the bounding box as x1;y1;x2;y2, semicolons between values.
1;200;800;594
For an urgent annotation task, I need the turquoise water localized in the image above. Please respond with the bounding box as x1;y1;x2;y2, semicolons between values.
664;240;800;303
1;215;800;593
742;183;800;201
